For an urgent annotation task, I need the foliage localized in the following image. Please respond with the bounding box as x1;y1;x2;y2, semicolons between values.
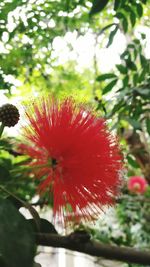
0;0;150;266
96;36;150;131
0;0;93;92
0;198;35;267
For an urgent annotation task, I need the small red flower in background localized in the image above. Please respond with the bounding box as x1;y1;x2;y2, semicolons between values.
127;176;148;194
20;97;123;225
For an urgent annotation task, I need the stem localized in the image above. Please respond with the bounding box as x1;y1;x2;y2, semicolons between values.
0;123;5;138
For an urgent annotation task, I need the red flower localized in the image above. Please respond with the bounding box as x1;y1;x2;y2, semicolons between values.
20;98;123;224
128;176;148;194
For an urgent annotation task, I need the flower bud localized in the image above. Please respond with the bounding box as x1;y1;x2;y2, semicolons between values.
0;104;20;127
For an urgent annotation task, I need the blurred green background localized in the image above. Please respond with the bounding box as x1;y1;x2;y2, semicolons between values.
0;1;150;267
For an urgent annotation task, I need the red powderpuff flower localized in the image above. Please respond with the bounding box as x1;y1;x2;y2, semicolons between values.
20;98;123;224
128;176;148;194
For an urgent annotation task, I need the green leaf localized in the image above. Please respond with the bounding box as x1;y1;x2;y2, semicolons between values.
146;118;150;135
107;25;119;47
0;166;10;181
116;11;124;19
133;73;138;86
127;155;140;168
124;5;132;13
141;33;146;40
0;139;13;150
102;79;118;95
114;0;120;11
0;159;11;181
122;16;128;32
108;100;125;117
130;10;136;27
133;39;140;45
136;3;143;17
28;218;58;234
135;88;150;96
0;256;6;267
116;64;127;74
6;196;22;210
116;12;128;32
140;54;147;67
127;44;135;49
1;158;11;168
138;69;146;82
126;60;137;71
124;5;136;27
126;118;141;130
134;49;138;60
122;75;129;87
100;23;118;34
121;50;130;61
96;73;117;81
90;0;109;16
0;199;35;267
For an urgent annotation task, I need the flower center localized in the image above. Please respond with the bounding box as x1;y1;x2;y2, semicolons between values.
133;183;141;192
51;158;57;168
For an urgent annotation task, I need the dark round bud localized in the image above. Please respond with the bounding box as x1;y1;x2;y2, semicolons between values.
94;96;99;101
0;103;20;127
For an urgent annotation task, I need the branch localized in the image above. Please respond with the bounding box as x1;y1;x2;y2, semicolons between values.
36;233;150;265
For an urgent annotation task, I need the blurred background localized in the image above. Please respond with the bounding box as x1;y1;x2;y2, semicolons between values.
0;0;150;267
